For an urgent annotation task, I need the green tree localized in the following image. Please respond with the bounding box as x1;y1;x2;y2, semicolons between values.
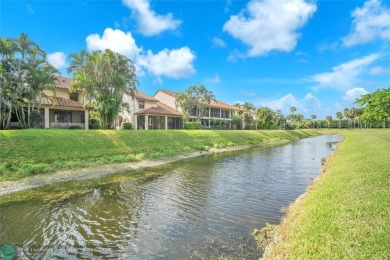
175;83;215;122
241;102;255;129
344;108;352;128
256;106;274;129
0;34;57;129
336;112;343;129
232;112;243;129
290;106;297;114
311;114;317;129
326;116;333;129
68;49;137;129
356;87;390;128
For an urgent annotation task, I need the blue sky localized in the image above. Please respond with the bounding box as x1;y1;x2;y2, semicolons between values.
2;0;390;118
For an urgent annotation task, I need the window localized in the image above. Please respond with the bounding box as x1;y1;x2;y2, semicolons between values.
54;111;72;123
139;101;145;109
70;93;79;102
81;112;85;123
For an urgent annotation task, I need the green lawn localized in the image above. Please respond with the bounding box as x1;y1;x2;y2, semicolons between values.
265;129;390;259
0;129;319;181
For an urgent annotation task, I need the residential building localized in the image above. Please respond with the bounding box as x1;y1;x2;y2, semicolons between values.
41;76;91;130
119;90;183;130
154;89;239;129
9;76;90;129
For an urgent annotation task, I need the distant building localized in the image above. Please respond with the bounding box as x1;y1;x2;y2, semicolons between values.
154;89;239;129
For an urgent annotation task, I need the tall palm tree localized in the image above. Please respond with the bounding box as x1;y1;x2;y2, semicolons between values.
336;112;343;129
311;114;317;129
344;108;351;128
290;106;297;114
326;116;333;129
68;49;137;129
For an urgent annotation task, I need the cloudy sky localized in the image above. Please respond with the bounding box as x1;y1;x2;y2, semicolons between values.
2;0;390;118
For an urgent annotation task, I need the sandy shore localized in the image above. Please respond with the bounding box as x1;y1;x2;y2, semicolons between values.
0;141;288;196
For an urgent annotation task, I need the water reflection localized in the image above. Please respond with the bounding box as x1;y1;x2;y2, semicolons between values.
0;135;343;259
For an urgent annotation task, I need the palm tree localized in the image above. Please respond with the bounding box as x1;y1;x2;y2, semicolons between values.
241;102;255;129
326;116;333;129
311;114;317;129
0;34;57;129
290;106;297;114
175;83;215;123
68;49;137;129
336;112;343;129
344;108;351;128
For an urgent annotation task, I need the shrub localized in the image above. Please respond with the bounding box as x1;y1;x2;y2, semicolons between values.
121;122;133;130
90;118;100;129
69;125;81;129
184;122;202;129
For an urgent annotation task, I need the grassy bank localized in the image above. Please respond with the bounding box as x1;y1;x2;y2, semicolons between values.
263;129;390;259
0;129;319;181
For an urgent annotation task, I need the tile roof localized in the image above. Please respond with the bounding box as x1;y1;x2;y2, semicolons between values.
55;76;73;90
156;89;177;97
41;96;89;109
135;102;182;116
157;89;237;110
135;90;160;102
209;100;238;110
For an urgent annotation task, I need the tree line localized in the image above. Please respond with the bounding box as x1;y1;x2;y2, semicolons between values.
0;34;137;130
1;34;389;130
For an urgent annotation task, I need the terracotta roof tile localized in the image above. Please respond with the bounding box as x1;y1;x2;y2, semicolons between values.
135;103;182;116
209;100;238;110
55;76;73;90
157;89;177;97
135;90;159;102
41;96;90;109
158;89;237;110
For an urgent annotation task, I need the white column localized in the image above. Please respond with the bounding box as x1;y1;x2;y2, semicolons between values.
165;116;168;130
145;115;148;130
84;110;89;130
44;107;50;128
135;115;138;130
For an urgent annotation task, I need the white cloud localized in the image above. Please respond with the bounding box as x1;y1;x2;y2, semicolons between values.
223;0;316;57
122;0;181;36
343;0;390;46
138;47;196;78
343;87;368;101
311;53;380;90
205;74;221;84
370;66;390;75
86;28;141;61
47;52;66;69
86;28;195;80
259;92;322;117
211;37;226;48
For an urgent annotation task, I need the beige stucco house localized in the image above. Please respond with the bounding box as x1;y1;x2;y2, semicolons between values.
41;76;91;129
118;90;183;130
154;89;239;129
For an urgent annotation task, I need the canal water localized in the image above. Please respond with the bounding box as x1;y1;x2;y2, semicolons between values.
0;135;343;259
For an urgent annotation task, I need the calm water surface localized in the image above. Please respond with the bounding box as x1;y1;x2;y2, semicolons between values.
0;135;343;259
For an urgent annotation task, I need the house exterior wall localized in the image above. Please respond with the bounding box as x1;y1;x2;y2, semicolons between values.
154;91;179;112
118;93;159;129
44;88;69;99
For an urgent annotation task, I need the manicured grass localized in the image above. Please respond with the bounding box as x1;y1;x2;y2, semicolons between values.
0;129;319;181
265;129;390;259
